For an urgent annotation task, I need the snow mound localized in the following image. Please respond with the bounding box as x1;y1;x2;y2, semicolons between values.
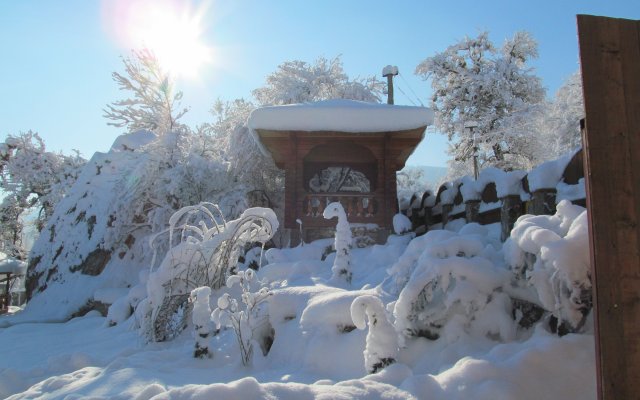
109;130;157;152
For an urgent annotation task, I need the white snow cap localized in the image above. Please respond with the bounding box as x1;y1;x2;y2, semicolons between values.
249;99;433;134
382;65;399;76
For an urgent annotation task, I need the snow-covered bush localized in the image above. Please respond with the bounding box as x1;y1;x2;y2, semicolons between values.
323;202;353;284
212;269;272;366
504;200;591;333
351;295;399;374
392;213;412;235
137;204;277;342
190;286;212;358
391;224;514;342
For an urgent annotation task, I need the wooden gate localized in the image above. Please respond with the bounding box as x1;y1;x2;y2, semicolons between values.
578;15;640;400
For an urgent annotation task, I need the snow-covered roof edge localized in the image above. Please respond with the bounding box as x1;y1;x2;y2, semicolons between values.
248;99;434;157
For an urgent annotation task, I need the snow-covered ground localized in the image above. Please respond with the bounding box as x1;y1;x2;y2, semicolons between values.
0;204;596;399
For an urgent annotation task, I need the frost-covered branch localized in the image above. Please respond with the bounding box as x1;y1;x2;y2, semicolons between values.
211;269;272;366
104;49;188;135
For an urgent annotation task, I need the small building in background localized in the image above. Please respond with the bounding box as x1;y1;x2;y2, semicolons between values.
0;257;27;313
249;99;433;245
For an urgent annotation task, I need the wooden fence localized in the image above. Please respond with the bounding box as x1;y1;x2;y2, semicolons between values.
402;149;586;241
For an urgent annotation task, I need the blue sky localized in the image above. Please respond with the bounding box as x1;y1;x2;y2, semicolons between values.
1;1;638;167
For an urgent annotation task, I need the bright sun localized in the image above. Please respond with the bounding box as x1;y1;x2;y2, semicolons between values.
103;0;213;79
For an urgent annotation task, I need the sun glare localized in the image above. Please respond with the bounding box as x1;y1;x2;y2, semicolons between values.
103;0;213;79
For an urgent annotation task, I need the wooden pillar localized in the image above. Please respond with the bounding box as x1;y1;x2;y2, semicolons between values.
283;133;298;230
383;133;393;229
500;195;523;242
465;200;481;223
578;15;640;400
530;189;557;215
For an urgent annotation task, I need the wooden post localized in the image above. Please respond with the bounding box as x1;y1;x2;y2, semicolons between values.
382;65;399;105
500;195;523;242
530;189;557;215
422;206;433;233
441;204;453;227
578;15;640;400
465;200;481;223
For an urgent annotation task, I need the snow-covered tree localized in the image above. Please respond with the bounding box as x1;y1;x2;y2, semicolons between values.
497;70;584;168
396;167;426;197
253;56;384;106
323;202;352;284
210;99;282;205
0;131;85;241
104;48;189;135
0;194;26;259
548;71;584;155
416;31;545;170
351;295;399;374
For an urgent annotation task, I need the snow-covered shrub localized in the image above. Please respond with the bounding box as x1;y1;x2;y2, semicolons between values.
190;286;212;358
504;200;591;333
212;269;272;366
138;204;277;342
391;224;514;342
351;295;399;374
323;202;352;284
392;213;412;235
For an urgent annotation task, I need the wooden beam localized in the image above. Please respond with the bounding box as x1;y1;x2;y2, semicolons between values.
578;15;640;400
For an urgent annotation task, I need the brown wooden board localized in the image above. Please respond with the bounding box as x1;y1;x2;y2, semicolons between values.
578;15;640;400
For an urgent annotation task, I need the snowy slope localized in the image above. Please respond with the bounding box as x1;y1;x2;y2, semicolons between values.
20;137;156;323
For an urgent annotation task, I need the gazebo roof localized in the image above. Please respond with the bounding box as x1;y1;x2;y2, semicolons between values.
248;99;434;163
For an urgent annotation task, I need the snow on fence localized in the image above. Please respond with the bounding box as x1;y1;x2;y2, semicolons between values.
402;149;585;241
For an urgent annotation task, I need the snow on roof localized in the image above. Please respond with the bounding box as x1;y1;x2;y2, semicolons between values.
0;259;27;275
249;99;433;134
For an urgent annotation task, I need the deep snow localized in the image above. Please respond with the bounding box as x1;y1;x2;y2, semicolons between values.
0;203;596;399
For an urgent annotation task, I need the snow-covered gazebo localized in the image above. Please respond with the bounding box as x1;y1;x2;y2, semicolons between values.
249;99;433;244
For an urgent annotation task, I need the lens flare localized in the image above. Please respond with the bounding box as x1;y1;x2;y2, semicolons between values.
102;0;213;79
